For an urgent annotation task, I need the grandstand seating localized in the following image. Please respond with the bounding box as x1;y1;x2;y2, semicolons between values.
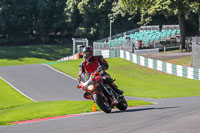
93;25;181;51
116;29;180;45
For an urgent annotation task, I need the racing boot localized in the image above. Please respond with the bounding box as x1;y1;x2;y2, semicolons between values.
112;85;124;95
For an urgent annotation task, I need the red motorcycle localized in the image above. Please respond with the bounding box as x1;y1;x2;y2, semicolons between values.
78;70;128;113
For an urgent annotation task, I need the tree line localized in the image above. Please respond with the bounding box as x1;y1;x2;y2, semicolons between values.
0;0;199;48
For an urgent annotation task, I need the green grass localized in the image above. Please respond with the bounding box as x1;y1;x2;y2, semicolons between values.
0;45;72;66
165;56;191;67
51;58;200;98
0;78;33;110
0;100;151;126
50;60;81;77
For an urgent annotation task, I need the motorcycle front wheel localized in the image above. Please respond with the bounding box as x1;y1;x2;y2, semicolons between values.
93;93;112;113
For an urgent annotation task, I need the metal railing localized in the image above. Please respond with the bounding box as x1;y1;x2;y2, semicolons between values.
95;28;139;42
93;40;135;52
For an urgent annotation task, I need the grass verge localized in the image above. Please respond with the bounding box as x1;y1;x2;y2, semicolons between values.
0;100;151;126
165;56;191;67
0;78;33;110
51;58;200;98
0;44;72;66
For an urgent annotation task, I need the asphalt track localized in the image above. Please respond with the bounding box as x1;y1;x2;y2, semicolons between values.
0;64;85;101
0;64;200;133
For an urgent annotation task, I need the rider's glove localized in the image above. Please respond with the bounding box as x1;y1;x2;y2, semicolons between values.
76;84;80;89
76;78;81;89
97;66;103;72
76;82;81;89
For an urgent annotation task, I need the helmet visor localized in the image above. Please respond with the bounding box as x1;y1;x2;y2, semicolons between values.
83;52;92;59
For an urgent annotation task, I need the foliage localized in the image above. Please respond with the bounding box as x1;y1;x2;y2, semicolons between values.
0;0;199;44
118;0;198;24
0;0;67;44
117;0;200;49
65;0;112;38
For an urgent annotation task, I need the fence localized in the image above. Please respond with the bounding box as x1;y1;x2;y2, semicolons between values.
95;28;139;42
162;25;180;30
139;25;160;31
94;49;200;80
93;40;135;52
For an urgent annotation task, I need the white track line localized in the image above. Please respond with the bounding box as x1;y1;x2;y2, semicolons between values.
43;64;77;81
0;76;37;102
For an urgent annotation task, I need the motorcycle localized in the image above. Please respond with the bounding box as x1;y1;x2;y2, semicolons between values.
77;70;128;113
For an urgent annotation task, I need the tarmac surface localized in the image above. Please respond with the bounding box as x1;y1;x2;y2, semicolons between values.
140;52;191;60
0;64;85;101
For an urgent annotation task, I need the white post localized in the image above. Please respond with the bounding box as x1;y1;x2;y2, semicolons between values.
110;20;113;40
85;38;89;46
72;38;75;59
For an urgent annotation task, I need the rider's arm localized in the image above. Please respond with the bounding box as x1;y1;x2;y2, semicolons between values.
98;55;109;70
78;62;85;81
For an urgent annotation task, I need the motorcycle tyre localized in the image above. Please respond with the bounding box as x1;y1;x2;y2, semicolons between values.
93;93;112;113
116;97;128;111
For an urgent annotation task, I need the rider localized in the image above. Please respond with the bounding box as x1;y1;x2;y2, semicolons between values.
78;46;124;99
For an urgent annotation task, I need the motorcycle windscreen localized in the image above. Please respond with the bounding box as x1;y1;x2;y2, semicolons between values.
80;72;91;83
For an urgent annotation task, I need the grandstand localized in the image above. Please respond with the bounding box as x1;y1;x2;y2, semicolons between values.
93;25;181;53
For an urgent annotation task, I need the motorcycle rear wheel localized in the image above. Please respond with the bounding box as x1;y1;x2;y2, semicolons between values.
116;97;128;111
93;93;112;113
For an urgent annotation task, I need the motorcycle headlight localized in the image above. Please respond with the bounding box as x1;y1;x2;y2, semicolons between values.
87;84;94;91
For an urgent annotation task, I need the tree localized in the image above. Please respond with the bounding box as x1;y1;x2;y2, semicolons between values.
76;0;113;38
65;0;82;36
118;0;200;49
0;0;36;43
199;7;200;35
65;0;139;39
190;1;200;35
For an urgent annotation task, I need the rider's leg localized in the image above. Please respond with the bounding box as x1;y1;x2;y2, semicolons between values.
102;73;124;95
110;82;124;95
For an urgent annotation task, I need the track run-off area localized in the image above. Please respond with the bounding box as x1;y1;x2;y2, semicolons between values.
0;64;200;133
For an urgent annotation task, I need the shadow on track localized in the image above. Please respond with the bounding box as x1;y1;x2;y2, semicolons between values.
112;106;180;114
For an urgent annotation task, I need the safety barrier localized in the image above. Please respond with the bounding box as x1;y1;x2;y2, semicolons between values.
94;50;200;80
57;54;77;61
94;50;120;58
